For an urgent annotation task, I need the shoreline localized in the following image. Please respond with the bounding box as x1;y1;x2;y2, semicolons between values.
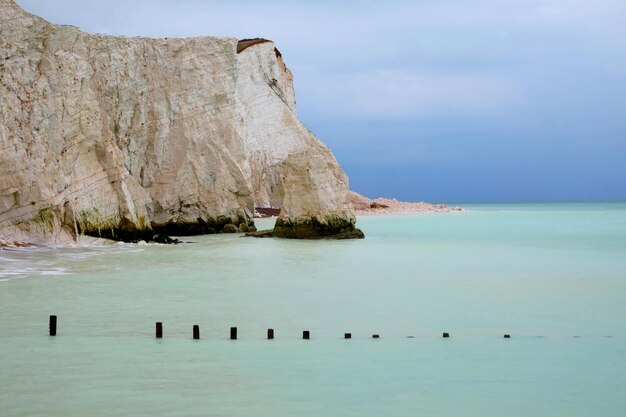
253;210;464;220
354;209;464;217
352;204;464;216
2;197;461;248
253;191;463;219
348;191;463;216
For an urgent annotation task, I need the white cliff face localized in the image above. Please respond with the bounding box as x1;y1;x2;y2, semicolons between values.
0;0;361;243
235;42;354;222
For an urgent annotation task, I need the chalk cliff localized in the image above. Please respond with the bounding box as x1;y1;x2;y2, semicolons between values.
0;0;363;243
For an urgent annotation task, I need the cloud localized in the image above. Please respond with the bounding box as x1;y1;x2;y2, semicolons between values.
298;69;520;120
14;0;626;201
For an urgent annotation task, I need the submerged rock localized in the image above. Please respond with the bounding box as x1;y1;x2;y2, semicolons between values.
0;0;362;244
150;234;182;245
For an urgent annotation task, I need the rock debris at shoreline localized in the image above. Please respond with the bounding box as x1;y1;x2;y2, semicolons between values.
348;192;463;215
254;192;463;218
0;238;34;249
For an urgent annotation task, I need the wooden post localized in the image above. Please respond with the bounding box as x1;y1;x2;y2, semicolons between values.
303;330;310;340
372;334;380;339
504;334;511;339
267;328;274;340
344;333;352;339
230;327;237;340
193;325;200;340
49;315;57;336
443;332;450;338
155;322;163;338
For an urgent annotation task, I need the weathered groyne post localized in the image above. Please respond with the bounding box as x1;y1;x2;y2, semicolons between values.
504;334;511;339
193;325;200;340
344;333;352;339
230;327;238;340
303;331;310;340
372;334;380;339
156;322;163;338
49;315;57;336
443;332;450;338
267;329;274;340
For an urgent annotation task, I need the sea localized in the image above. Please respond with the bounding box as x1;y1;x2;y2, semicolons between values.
1;202;625;417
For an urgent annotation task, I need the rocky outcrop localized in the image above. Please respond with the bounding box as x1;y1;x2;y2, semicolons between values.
0;0;362;243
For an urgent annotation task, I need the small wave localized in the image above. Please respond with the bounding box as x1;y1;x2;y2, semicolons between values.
39;268;70;276
0;238;177;282
0;267;71;280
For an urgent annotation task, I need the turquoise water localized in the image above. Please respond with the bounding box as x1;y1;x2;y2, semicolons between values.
1;203;625;416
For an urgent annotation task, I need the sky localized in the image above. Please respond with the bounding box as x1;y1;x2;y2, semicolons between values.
16;0;626;202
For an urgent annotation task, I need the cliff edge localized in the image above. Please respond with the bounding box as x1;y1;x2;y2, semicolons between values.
0;0;363;243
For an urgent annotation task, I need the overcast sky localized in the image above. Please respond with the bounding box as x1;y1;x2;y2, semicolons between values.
16;0;626;202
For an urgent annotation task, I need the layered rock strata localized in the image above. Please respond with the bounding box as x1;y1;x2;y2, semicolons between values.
0;0;362;243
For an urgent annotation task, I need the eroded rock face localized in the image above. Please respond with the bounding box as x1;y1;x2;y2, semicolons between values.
0;0;362;243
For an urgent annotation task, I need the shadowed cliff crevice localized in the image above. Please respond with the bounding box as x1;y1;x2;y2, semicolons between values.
236;38;271;53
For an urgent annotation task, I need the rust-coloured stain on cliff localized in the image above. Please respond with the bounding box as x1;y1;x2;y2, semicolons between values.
237;38;272;53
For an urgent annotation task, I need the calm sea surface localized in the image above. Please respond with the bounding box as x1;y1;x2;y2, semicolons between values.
1;203;625;416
